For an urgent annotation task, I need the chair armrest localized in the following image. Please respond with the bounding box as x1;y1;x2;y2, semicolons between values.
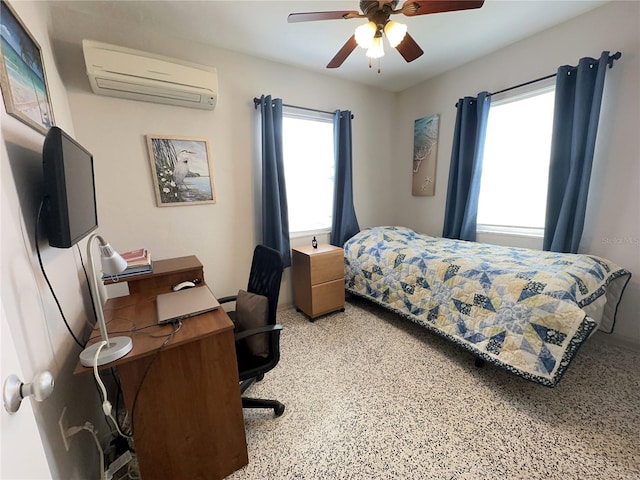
218;295;237;304
234;324;283;342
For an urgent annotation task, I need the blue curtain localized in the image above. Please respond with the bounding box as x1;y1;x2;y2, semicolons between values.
543;52;611;253
257;95;291;267
442;92;491;241
331;110;360;247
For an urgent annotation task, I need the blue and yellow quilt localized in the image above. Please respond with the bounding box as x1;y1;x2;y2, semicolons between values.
344;226;631;386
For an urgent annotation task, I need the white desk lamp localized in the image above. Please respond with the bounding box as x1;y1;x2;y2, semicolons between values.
79;234;133;367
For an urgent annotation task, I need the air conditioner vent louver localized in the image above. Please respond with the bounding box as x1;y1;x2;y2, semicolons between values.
82;40;218;110
94;78;203;103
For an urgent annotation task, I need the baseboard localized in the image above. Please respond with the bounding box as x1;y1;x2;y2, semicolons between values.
592;330;640;352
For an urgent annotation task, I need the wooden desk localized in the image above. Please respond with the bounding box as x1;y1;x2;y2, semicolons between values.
76;274;248;479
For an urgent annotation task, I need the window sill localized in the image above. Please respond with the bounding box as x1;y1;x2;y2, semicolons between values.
476;226;544;250
289;228;331;240
477;225;544;238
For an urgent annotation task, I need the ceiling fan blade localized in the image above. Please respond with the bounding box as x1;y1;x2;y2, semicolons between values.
327;35;358;69
288;11;361;23
402;0;484;17
396;33;424;63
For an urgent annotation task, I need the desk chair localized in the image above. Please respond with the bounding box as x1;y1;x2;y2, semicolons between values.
219;245;285;417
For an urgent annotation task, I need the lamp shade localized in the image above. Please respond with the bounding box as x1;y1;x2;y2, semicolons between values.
355;21;377;48
98;242;127;275
384;20;408;48
366;36;384;59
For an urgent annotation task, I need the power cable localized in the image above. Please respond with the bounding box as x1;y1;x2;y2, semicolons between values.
35;199;84;348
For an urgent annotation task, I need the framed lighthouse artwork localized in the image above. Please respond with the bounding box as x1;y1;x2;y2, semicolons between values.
145;135;216;207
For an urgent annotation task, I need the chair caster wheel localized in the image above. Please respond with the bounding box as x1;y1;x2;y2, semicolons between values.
274;403;285;417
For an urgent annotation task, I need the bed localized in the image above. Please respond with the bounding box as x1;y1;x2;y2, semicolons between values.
343;226;631;386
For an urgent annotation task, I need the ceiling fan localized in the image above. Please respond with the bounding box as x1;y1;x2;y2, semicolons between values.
288;1;485;71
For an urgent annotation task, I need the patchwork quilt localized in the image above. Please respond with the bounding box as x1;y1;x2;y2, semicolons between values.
344;226;631;386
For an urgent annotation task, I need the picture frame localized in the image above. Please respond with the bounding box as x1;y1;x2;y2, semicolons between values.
412;114;440;196
0;0;54;135
145;135;216;207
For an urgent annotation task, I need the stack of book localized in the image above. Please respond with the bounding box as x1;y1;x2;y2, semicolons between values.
102;248;152;281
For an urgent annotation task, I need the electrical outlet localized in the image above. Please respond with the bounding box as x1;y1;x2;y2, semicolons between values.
59;407;71;451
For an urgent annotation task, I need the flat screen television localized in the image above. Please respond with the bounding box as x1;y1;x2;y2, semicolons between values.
42;126;98;248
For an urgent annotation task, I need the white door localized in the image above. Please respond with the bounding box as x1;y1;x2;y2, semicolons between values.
1;300;52;479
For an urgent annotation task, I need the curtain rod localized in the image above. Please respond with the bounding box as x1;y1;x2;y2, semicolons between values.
455;51;621;106
253;97;354;119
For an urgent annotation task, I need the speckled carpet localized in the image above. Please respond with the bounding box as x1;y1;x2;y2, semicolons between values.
228;298;640;480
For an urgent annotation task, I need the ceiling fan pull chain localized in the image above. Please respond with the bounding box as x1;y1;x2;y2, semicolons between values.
377;58;381;74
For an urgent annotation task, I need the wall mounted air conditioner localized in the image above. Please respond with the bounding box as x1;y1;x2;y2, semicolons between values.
82;40;218;110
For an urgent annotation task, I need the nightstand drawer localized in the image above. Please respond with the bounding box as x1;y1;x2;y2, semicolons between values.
310;250;344;285
292;244;345;321
310;279;345;317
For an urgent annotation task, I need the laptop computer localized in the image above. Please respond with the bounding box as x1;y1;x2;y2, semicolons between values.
156;285;220;325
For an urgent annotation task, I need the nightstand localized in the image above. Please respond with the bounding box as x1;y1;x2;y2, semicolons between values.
292;244;345;320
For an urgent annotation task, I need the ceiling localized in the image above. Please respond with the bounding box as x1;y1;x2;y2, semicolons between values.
49;1;609;92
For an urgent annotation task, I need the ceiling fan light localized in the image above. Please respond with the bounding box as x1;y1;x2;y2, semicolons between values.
366;36;384;59
384;20;407;48
355;21;377;48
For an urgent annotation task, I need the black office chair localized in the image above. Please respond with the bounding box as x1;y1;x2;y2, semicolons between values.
218;245;285;417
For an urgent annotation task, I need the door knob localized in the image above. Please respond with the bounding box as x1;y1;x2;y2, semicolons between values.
3;371;54;414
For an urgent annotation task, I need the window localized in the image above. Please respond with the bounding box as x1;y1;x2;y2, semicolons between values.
282;107;335;235
477;85;555;236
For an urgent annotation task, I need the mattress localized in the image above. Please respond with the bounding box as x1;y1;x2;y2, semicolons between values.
344;226;631;386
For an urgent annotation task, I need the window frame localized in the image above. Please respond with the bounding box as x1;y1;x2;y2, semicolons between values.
476;80;556;239
281;106;335;238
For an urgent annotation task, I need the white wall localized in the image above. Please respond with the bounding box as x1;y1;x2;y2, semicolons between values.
1;2;115;479
394;1;640;346
47;6;397;309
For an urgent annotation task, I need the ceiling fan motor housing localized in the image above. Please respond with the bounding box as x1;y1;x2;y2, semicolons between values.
361;0;399;24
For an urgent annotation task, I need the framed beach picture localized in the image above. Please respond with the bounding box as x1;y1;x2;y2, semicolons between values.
0;0;54;135
412;114;440;196
146;135;216;207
